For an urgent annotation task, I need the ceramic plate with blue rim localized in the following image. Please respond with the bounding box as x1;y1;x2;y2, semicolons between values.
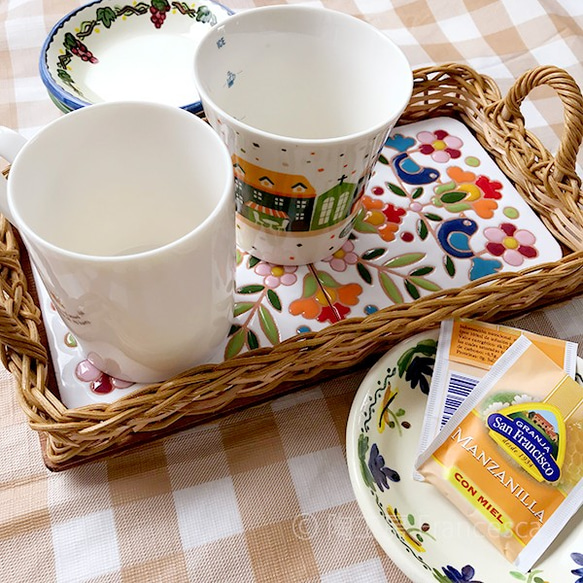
40;0;232;114
346;330;583;583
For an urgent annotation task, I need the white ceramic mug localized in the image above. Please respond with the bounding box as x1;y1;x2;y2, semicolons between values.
194;5;413;265
0;102;235;383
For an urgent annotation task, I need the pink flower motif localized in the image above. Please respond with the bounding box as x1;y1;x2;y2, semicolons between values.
484;223;538;266
417;129;463;163
254;262;298;288
75;360;134;395
323;240;359;272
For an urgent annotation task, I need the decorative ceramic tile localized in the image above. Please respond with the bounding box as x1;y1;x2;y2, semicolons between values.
35;116;562;408
312;117;562;315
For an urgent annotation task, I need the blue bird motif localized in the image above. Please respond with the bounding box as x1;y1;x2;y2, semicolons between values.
437;218;478;258
392;152;440;185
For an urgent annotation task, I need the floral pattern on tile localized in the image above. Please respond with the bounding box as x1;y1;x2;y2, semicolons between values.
312;116;560;318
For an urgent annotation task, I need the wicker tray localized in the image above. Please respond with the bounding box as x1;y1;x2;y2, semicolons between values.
2;63;582;471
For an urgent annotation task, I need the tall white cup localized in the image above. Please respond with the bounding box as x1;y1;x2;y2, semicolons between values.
0;102;235;383
194;6;413;265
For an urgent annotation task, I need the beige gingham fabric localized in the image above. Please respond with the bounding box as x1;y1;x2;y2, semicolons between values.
0;1;582;582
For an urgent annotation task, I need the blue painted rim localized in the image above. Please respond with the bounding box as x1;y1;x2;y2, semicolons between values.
39;0;233;113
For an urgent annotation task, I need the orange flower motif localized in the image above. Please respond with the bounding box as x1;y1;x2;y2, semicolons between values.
357;197;406;241
361;195;385;210
434;166;500;219
336;283;362;306
289;272;362;322
378;222;399;242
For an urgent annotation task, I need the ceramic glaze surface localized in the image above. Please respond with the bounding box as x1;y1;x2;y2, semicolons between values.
194;5;414;265
0;102;235;383
345;330;583;583
40;0;233;113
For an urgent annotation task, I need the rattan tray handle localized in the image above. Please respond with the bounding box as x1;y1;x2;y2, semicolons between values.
500;66;583;185
486;65;583;248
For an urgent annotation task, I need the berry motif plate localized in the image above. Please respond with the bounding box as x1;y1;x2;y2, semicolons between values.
40;0;233;113
346;330;583;583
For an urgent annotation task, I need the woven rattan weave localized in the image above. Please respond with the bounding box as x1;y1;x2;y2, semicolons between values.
1;64;582;470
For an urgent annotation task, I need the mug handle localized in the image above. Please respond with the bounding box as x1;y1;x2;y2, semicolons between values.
0;127;28;223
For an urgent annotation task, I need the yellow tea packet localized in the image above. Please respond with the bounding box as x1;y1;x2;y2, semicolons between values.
415;335;583;571
414;318;577;480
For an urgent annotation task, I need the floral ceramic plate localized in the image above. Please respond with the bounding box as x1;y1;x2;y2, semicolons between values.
40;0;232;113
346;330;583;583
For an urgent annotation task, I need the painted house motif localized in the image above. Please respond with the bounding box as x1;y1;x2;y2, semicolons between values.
310;176;358;231
232;156;359;232
233;156;316;232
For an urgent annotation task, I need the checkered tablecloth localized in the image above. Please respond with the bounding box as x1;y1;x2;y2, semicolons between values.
1;1;582;582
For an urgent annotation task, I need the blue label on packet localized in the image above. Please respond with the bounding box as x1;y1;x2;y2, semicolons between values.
487;410;561;482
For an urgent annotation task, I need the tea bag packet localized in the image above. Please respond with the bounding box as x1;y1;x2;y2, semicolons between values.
415;336;583;572
414;318;577;480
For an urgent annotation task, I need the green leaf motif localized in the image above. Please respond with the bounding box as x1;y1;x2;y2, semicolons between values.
379;273;404;304
259;305;280;345
63;32;77;50
302;273;319;297
378;154;389;165
412;187;423;199
247;329;259;350
410;266;434;276
357;263;373;285
195;5;217;24
387;182;407;197
396;339;437;377
444;202;471;213
233;302;254;317
152;0;170;11
405;280;420;300
57;69;74;85
383;253;425;268
444;255;456;277
409;276;441;292
432;568;451;583
237;284;265;294
96;6;116;27
435;181;456;195
423;213;443;222
248;255;261;268
225;327;245;359
362;248;385;261
353;209;378;234
417;219;428;240
358;433;375;489
407;514;415;526
440;191;467;204
508;571;527;580
317;271;339;289
267;289;282;311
